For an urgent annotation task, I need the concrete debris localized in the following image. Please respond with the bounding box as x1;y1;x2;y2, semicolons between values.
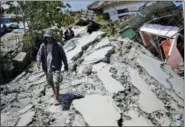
92;62;108;72
83;46;114;64
97;65;125;95
123;116;154;126
128;67;165;113
0;27;183;126
17;111;35;126
77;65;92;75
73;94;120;126
19;104;33;114
137;54;184;98
93;37;111;50
66;31;104;63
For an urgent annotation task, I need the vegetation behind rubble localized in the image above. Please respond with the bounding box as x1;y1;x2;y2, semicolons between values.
6;1;76;59
96;15;120;37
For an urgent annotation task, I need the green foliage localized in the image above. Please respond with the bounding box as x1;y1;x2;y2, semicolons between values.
95;15;120;37
7;1;74;31
6;1;76;57
21;33;36;58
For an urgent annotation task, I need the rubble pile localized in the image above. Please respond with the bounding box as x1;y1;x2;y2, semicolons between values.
1;27;184;126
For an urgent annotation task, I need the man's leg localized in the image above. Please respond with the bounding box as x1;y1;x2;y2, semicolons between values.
53;71;62;105
46;73;55;96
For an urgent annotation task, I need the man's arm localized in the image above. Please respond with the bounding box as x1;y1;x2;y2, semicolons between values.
59;43;68;71
36;44;44;68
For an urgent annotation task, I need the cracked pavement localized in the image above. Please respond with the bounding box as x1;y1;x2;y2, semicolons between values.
1;27;184;126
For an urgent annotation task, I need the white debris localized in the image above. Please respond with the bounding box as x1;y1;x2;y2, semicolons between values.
67;31;104;63
19;104;33;114
123;116;154;126
1;27;184;126
17;111;35;126
129;67;165;113
137;54;183;98
92;62;108;72
71;79;86;86
73;94;120;126
27;72;45;82
93;37;110;50
97;65;124;94
83;46;113;64
126;109;140;118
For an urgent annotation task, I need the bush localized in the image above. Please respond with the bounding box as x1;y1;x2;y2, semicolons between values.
21;32;40;59
95;15;120;37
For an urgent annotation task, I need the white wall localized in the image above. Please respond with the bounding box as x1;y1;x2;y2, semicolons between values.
103;2;155;21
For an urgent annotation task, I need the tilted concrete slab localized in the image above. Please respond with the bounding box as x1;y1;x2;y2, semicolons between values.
93;37;110;50
129;67;165;113
137;54;184;98
67;31;104;63
73;94;120;126
83;46;113;64
123;116;154;126
97;65;124;94
17;111;35;126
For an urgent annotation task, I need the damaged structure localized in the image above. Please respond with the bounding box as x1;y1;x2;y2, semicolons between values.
1;24;184;126
0;1;184;126
139;24;184;74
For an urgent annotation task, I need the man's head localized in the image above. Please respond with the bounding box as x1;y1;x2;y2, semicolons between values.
44;29;55;43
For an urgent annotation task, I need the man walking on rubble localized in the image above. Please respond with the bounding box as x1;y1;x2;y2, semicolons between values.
36;29;68;105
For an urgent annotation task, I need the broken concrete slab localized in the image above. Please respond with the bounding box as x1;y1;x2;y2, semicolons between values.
92;62;108;73
129;67;165;113
163;65;184;98
137;54;184;98
67;34;89;62
126;109;140;118
1;113;19;126
153;111;171;126
30;76;46;85
1;29;24;52
18;98;31;107
1;113;9;125
73;94;120;126
52;112;69;126
19;104;33;114
13;52;27;62
47;105;62;113
93;37;110;50
72;114;86;126
97;65;124;94
17;111;35;126
83;46;113;64
67;31;104;63
123;116;154;126
27;72;45;82
71;79;86;86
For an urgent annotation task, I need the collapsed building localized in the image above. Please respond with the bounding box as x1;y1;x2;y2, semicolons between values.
77;1;184;76
0;1;184;126
1;24;184;126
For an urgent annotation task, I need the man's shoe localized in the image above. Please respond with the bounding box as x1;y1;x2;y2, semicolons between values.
55;100;60;105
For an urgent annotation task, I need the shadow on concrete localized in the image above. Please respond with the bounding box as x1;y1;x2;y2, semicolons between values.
59;93;84;111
